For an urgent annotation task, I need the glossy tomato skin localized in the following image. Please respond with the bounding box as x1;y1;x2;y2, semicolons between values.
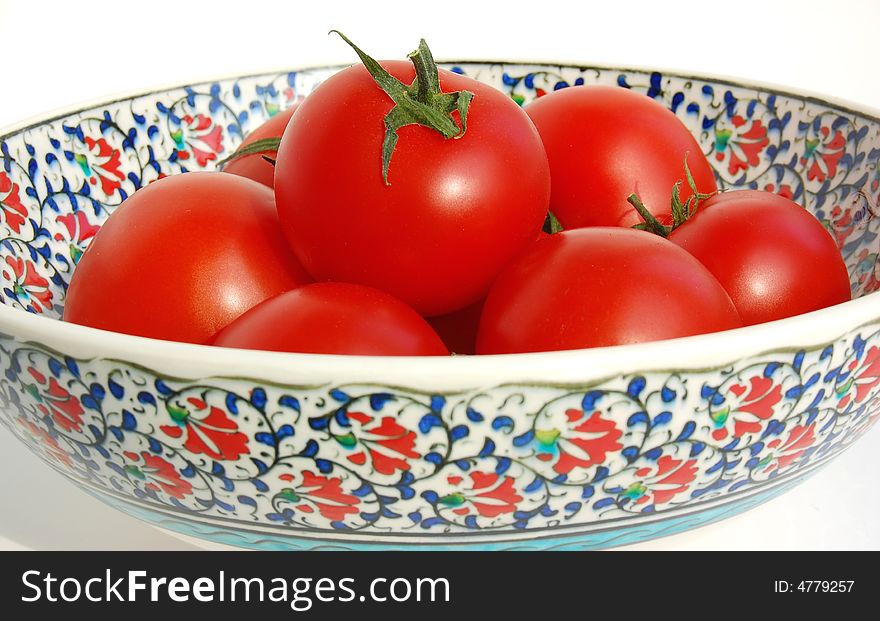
222;103;299;187
524;85;717;228
668;190;852;326
64;172;312;344
213;282;449;356
274;61;551;317
476;228;741;354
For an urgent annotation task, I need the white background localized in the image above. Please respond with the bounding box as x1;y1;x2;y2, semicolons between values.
0;0;878;550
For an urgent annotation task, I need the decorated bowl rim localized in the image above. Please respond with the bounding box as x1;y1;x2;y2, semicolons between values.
4;58;880;140
2;293;879;382
2;60;879;380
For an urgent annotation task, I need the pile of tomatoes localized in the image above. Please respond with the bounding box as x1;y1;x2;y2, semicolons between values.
63;34;852;356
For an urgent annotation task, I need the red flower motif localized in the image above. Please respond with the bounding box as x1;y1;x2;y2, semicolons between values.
535;408;623;476
54;211;101;264
762;182;795;201
340;412;420;475
278;471;361;522
2;255;53;314
714;375;783;440
829;201;859;249
17;416;73;469
172;114;225;167
439;471;523;518
74;137;125;195
25;367;84;433
160;396;250;461
802;126;846;183
714;115;770;175
123;451;193;500
0;171;28;234
838;346;880;410
624;455;699;507
55;210;100;245
466;472;522;518
766;423;816;472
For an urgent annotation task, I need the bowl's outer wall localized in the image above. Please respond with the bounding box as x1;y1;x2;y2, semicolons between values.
0;64;879;547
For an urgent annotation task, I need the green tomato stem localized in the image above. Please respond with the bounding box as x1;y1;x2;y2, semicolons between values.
217;137;282;167
629;154;717;236
627;193;671;237
330;30;475;185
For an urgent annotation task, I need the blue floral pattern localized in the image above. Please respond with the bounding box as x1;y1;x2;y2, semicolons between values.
0;324;877;538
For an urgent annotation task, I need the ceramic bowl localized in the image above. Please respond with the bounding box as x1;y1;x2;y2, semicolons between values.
1;62;879;550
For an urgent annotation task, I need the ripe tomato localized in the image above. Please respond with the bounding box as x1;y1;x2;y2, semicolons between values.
64;172;312;344
213;282;449;356
222;103;299;187
524;85;717;228
426;299;484;355
274;39;550;316
476;228;741;354
668;190;852;326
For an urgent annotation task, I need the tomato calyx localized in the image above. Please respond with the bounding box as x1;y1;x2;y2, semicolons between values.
217;137;282;167
330;30;475;185
542;210;564;235
627;156;715;237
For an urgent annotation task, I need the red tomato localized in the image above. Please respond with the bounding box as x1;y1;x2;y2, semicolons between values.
222;104;299;187
524;85;717;228
476;228;741;354
64;172;312;344
426;299;484;355
213;282;449;356
274;58;550;316
668;190;852;326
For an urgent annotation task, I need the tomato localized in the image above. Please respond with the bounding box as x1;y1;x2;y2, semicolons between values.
668;190;852;326
222;103;299;187
476;228;741;354
213;282;449;356
274;37;550;316
64;172;312;344
426;299;484;355
524;85;717;228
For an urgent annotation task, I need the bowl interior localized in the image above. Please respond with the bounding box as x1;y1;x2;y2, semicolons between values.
1;63;879;322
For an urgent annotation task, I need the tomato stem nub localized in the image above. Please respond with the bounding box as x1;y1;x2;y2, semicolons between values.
543;210;564;235
330;30;475;185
